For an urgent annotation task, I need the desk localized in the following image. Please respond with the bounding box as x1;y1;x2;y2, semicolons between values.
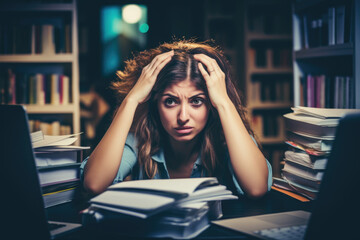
47;190;312;239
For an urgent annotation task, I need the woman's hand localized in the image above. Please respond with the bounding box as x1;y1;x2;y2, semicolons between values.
127;50;174;104
194;54;230;109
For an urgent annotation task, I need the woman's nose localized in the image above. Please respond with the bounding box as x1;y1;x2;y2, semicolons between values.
177;104;189;124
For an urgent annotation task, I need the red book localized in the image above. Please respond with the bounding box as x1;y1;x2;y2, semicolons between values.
59;75;63;104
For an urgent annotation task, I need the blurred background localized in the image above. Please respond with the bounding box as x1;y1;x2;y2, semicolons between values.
0;0;294;177
77;0;293;177
2;0;357;202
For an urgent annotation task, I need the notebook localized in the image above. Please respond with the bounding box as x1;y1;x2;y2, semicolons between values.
1;105;81;240
213;112;360;240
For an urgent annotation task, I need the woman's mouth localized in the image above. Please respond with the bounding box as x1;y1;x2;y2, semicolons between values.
174;126;193;134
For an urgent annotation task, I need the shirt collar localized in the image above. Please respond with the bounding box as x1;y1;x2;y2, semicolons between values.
151;148;165;163
151;148;202;166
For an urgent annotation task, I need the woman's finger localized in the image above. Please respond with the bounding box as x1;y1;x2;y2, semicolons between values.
198;62;211;82
153;54;173;76
194;54;220;75
147;50;174;74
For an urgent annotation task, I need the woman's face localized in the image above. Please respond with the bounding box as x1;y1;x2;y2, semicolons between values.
157;79;210;142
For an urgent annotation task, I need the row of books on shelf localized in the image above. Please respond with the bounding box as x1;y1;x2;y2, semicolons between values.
0;22;71;55
0;70;71;105
248;47;292;69
247;8;291;35
251;79;291;103
300;74;355;109
2;0;72;3
30;130;89;208
29;119;71;135
252;113;285;139
301;4;351;49
208;19;237;50
273;106;360;200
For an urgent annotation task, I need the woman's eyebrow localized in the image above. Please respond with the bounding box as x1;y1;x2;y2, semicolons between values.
161;93;179;99
189;93;206;99
161;92;206;99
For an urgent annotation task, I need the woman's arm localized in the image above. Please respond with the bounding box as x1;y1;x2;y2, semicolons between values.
83;50;174;195
194;54;269;198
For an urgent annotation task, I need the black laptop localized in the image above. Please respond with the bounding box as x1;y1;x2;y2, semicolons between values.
1;105;81;239
213;112;360;240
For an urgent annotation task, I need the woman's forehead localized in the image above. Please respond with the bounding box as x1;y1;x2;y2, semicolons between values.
162;79;204;95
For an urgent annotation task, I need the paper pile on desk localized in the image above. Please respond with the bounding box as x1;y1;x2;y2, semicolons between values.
82;177;238;239
276;107;360;200
30;130;89;208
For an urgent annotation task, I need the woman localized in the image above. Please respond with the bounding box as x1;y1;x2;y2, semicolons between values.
80;40;272;198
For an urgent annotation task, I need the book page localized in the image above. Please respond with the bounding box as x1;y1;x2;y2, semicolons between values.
283;113;339;126
90;191;175;213
292;107;360;119
108;177;218;195
32;133;82;148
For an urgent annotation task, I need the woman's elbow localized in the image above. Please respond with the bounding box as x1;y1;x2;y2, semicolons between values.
83;177;107;196
246;184;269;199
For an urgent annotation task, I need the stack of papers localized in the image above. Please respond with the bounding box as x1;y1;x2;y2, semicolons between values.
277;107;360;200
284;106;360;137
31;130;87;149
82;177;238;239
30;131;89;208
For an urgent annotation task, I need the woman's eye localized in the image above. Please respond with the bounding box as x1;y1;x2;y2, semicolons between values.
164;98;177;107
191;98;204;106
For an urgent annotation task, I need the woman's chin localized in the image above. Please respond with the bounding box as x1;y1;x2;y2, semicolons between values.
171;133;196;142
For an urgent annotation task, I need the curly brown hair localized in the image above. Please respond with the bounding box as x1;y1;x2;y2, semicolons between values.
111;39;255;181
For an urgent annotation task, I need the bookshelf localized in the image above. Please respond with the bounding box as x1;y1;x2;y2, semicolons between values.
203;0;293;177
203;0;243;90
242;0;293;177
0;0;80;139
292;0;360;109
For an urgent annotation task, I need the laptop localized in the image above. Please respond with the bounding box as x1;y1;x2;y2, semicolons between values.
1;105;81;239
213;112;360;240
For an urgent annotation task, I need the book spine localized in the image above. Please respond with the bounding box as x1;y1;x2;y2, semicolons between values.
303;15;309;49
349;76;355;108
335;5;345;44
334;76;340;108
328;7;336;45
62;75;70;105
8;69;16;104
41;25;56;55
51;74;60;105
306;74;314;107
36;73;45;105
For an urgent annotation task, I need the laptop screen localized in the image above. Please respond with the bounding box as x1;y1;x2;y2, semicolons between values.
2;105;51;240
305;113;360;240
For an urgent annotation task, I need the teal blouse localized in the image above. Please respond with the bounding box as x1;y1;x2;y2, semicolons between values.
80;133;273;195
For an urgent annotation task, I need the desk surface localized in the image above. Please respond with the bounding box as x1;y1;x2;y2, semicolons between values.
47;190;312;239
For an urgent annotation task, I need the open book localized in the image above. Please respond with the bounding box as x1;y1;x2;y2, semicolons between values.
292;106;360;119
89;177;237;219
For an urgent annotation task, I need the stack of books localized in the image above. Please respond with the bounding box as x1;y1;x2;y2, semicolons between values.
82;177;238;239
31;131;89;208
273;106;360;200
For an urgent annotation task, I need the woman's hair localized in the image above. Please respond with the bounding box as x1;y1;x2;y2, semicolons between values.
111;39;255;181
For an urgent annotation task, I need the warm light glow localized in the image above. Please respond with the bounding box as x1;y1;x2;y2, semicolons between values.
122;4;142;24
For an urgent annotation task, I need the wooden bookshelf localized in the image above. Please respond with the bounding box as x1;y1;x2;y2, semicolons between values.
243;0;293;141
241;0;293;177
0;0;80;141
294;43;353;59
0;54;75;63
203;0;242;89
